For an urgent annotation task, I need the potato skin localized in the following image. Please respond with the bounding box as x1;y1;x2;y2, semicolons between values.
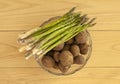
74;55;84;64
79;43;89;55
58;63;70;73
75;31;87;44
63;45;70;50
59;50;73;66
42;56;55;68
53;43;64;51
53;52;60;62
70;44;80;57
66;38;74;44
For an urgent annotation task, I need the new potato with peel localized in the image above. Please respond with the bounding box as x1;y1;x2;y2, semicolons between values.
59;50;73;66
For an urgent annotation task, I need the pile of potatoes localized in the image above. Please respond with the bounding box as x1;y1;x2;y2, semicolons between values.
42;31;89;73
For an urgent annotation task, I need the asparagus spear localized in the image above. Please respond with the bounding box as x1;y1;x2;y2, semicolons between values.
18;7;96;60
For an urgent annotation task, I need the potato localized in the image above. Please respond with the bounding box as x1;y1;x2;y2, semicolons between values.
58;63;70;73
53;63;59;69
59;50;73;66
79;43;89;55
63;45;70;50
75;31;87;44
70;44;80;57
66;38;74;44
42;56;55;68
53;43;64;51
53;52;60;62
74;55;84;64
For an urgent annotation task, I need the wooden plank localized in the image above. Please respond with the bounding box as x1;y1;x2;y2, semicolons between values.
0;31;120;67
0;0;120;30
0;68;120;84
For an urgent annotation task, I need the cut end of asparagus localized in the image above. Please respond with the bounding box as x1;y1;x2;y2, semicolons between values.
19;45;33;52
25;55;32;60
18;39;25;44
19;46;26;52
25;52;34;60
26;45;33;51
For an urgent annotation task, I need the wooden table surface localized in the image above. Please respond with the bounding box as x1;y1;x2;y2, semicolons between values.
0;0;120;84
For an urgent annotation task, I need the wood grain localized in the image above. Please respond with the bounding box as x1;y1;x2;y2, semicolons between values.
0;0;120;30
0;68;120;84
0;0;120;84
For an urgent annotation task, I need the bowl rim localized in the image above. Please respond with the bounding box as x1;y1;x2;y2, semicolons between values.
34;16;92;76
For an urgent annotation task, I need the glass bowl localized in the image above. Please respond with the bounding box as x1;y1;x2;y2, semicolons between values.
34;17;92;75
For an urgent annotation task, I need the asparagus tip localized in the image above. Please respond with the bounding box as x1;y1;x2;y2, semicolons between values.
18;39;25;44
88;18;96;24
65;7;76;16
69;7;76;12
25;56;32;60
25;57;29;60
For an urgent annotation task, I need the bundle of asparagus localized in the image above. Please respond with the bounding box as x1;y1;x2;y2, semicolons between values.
18;7;96;60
